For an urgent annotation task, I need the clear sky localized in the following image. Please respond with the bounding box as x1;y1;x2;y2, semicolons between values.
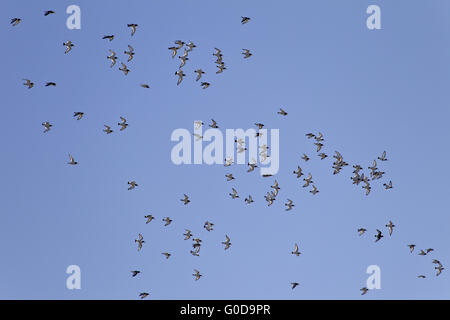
1;0;449;299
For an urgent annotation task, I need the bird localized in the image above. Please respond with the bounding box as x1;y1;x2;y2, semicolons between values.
360;287;368;295
213;48;222;57
162;252;171;259
193;269;202;281
383;181;393;190
305;133;315;139
73;112;84;120
140;84;150;89
291;243;301;256
63;41;74;54
45;82;56;87
68;154;78;165
175;69;186;85
244;195;254;204
242;49;252;58
124;45;135;62
225;174;235;181
209;119;219;128
44;10;55;16
408;244;416;253
102;35;114;41
139;292;149;299
194;69;205;81
107;50;117;67
378;151;388;161
375;229;383;242
362;183;371;196
168;47;178;58
127;23;138;36
310;185;319;195
285;199;294;211
418;249;427;256
204;221;214;232
181;194;190;205
10;18;21;26
183;230;192;240
42;122;52;133
222;235;231;250
358;228;367;236
318;153;328;160
200;82;210;89
163;217;172;226
314;142;324;152
432;260;442;267
131;270;140;277
216;64;226;74
118;117;128;131
315;132;324;142
301;154;310;162
127;181;138;190
186;41;196;52
271;180;280;195
435;266;444;276
229;188;239;199
103;125;113;134
291;282;299;289
303;173;313;187
417;275;426;279
277;108;288;116
174;40;185;49
386;221;395;236
426;248;434;254
179;56;189;68
23;79;34;89
193;133;203;141
119;63;130;75
241;16;251;24
144;215;154;224
135;233;144;251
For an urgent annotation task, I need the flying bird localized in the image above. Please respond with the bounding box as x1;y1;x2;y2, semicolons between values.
135;233;144;251
131;270;140;277
242;49;252;58
144;215;154;224
67;154;78;165
200;82;210;89
194;69;205;81
277;108;288;116
375;229;383;242
42;122;52;133
10;18;21;26
102;35;114;41
204;221;214;232
408;244;416;253
244;195;254;204
229;188;239;199
291;282;299;289
127;23;138;36
291;243;301;256
222;235;232;250
45;82;56;87
358;228;367;236
175;69;186;85
73;112;84;120
44;11;55;16
103;125;113;134
241;16;251;24
378;151;388;161
63;41;74;54
193;269;202;281
107;50;117;67
124;45;135;62
181;194;190;205
386;221;395;236
127;181;138;190
23;79;34;89
139;292;149;299
162;252;171;259
163;217;172;226
285;199;294;211
119;63;130;75
118;116;128;131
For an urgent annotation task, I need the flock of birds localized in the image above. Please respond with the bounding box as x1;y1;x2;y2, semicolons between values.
11;10;445;299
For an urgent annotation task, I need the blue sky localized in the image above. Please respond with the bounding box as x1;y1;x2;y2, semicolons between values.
1;0;449;299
